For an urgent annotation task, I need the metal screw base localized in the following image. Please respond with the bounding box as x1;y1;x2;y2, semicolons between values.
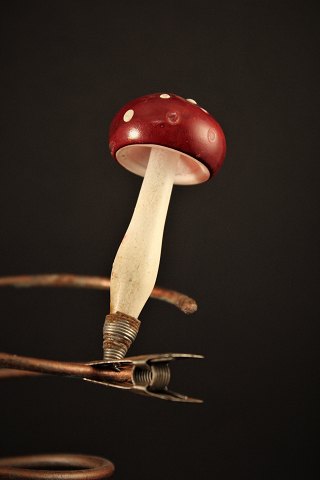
103;311;141;361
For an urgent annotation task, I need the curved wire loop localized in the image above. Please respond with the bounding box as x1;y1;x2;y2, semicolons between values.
0;273;197;314
0;454;114;479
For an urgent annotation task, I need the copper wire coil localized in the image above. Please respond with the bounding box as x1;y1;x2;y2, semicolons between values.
0;454;114;479
0;274;198;477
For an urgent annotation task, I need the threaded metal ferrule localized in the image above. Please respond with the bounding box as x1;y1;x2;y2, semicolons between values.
103;311;141;361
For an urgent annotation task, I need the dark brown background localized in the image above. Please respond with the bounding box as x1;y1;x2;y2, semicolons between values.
0;1;319;478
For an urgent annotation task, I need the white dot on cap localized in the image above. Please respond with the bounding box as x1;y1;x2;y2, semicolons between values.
201;107;208;114
123;109;134;122
208;128;216;142
128;127;139;140
187;98;197;104
160;93;171;98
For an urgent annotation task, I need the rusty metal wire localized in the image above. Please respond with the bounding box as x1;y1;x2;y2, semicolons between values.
0;273;199;478
0;352;132;384
0;454;114;479
0;273;197;314
0;351;203;403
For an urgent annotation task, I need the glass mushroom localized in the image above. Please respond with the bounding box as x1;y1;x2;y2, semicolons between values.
103;93;226;360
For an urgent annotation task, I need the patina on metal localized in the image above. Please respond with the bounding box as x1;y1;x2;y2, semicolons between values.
0;273;197;314
87;352;203;402
103;311;141;360
0;351;203;402
0;453;114;479
0;273;202;399
0;273;197;362
0;273;201;478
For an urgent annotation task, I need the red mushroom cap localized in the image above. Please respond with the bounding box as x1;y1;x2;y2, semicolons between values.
109;93;226;185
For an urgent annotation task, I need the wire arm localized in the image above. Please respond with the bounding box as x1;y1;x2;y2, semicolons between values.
0;273;197;314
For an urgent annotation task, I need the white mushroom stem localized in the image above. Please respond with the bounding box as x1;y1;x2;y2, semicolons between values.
110;146;179;319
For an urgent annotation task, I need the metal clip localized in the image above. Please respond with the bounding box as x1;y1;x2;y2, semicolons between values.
0;352;203;403
87;353;203;403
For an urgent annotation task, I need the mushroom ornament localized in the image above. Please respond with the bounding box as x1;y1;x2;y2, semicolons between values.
103;93;226;360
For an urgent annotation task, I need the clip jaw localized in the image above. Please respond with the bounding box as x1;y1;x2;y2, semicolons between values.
87;353;204;403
